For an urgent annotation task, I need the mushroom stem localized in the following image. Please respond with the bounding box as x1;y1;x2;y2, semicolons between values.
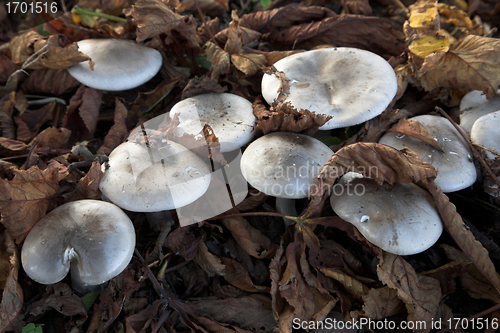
275;197;298;228
70;261;105;295
146;210;173;232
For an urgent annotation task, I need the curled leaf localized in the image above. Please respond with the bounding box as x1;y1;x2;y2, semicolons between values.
387;118;444;152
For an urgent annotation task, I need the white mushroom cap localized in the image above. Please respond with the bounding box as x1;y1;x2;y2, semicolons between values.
21;200;135;286
261;48;398;130
240;132;333;199
459;89;500;134
471;110;500;159
330;174;443;255
379;115;476;193
169;93;256;153
67;39;162;91
99;139;211;212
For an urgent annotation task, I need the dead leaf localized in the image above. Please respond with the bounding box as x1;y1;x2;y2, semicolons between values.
28;283;87;325
9;31;90;69
377;252;441;331
66;161;103;201
421;259;472;296
0;232;23;333
234;190;268;211
205;42;231;80
175;0;229;16
320;268;369;301
194;242;226;277
0;164;69;243
222;217;277;259
30;127;71;149
126;0;202;47
20;68;80;95
189;295;276;333
341;0;372;15
0;137;30;157
62;85;102;143
360;286;404;320
387;117;444;152
97;98;129;155
181;75;227;100
0;56;19;84
417;35;500;99
0;92;17;139
164;226;202;260
220;257;269;293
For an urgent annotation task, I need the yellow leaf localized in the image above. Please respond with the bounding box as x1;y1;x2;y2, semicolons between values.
408;33;450;58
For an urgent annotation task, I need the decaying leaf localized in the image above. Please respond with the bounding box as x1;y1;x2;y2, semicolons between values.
126;0;202;47
387;117;443;152
21;68;80;95
341;0;372;15
175;0;229;16
194;242;226;277
359;286;405;320
9;31;90;69
65;161;103;201
205;42;231;80
319;268;369;301
0;232;23;333
97;98;129;155
0;163;69;243
181;75;227;100
377;252;441;331
220;257;269;293
30;127;71;149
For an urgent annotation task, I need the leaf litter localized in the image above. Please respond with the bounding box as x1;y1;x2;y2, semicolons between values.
1;0;500;332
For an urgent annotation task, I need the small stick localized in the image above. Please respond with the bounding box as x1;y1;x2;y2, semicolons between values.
192;0;219;48
25;141;39;170
436;107;500;189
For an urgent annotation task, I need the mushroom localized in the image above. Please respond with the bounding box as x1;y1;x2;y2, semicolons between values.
21;200;135;293
459;89;500;134
330;173;443;255
261;47;398;130
470;110;500;160
240;132;333;225
168;93;256;153
99;130;212;213
67;39;162;91
379;115;476;192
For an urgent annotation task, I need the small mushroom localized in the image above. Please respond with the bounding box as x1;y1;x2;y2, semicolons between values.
67;39;162;91
330;173;443;255
470;110;500;159
99;133;211;212
379;115;476;192
21;200;135;293
261;47;398;130
240;132;333;224
459;89;500;134
168;93;256;153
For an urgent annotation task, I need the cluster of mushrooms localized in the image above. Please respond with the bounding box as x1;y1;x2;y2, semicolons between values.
20;38;493;292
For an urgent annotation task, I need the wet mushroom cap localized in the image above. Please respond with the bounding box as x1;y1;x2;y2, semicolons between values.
471;110;500;159
261;47;398;130
21;200;135;285
67;39;162;91
169;93;256;153
240;132;333;199
330;175;443;255
379;115;476;193
99;140;211;212
459;89;500;134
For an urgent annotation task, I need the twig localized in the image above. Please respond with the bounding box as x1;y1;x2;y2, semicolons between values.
6;43;50;91
435;107;500;189
25;141;38;170
192;0;219;48
72;6;128;23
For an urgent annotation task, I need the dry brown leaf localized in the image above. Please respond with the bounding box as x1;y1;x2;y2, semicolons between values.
377;252;441;331
231;53;267;77
319;268;369;301
222;217;278;259
220;257;269;293
0;164;69;243
304;142;437;217
417;35;500;99
441;244;500;302
420;259;472;296
181;75;227;100
426;180;500;295
0;232;23;333
164;226;201;260
261;15;405;56
0;56;19;84
126;0;202;47
20;68;80;95
341;0;372;15
360;286;404;320
205;42;231;80
197;17;220;45
30;127;71;149
66;161;103;202
175;0;228;16
130;79;179;119
9;31;90;69
234;190;268;211
387;118;444;152
97;99;129;155
270;243;285;323
189;295;276;333
28;283;87;325
62;85;102;143
194;242;226;277
253;98;331;137
0;92;17;140
0;137;30;158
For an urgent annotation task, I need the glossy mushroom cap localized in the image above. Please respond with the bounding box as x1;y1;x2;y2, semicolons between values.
99;139;211;212
169;93;256;153
379;115;476;193
471;110;500;160
21;200;135;287
67;39;162;91
330;174;443;255
261;47;398;130
240;132;333;199
459;89;500;134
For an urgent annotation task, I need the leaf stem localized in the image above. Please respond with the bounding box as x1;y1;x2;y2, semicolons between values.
72;6;128;23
